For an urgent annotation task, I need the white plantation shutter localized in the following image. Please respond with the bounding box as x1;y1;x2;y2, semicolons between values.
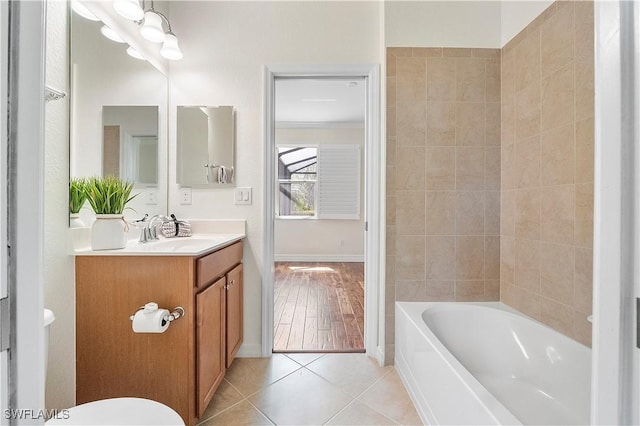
317;144;361;219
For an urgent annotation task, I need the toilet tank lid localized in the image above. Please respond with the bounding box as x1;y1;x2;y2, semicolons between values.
44;309;55;327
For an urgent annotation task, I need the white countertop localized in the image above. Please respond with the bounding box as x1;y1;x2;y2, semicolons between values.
73;233;245;256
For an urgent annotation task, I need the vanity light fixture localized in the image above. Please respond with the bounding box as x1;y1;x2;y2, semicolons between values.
160;32;183;60
113;0;145;21
139;9;166;43
100;25;126;43
71;0;100;21
126;46;146;60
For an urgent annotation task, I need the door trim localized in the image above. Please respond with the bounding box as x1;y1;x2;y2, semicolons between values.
262;64;382;360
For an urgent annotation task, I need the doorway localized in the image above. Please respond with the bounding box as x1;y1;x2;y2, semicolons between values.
262;65;382;359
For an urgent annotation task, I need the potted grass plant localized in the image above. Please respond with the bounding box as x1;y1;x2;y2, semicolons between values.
69;177;88;228
85;176;138;250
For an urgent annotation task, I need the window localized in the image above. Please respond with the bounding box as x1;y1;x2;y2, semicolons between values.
277;146;317;217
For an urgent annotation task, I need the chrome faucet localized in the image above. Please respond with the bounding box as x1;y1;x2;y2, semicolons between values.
139;214;169;243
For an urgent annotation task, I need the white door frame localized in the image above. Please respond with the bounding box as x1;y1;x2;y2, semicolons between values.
262;64;382;360
592;0;639;423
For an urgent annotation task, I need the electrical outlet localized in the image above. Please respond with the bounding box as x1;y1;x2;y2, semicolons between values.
146;188;158;205
179;187;192;205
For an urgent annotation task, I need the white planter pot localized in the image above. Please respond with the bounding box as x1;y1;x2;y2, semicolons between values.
91;214;127;250
69;213;86;228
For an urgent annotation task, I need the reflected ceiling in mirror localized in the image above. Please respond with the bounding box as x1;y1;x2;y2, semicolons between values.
71;9;168;220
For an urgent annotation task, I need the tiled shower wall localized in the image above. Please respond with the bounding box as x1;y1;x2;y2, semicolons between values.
500;1;594;346
386;47;501;360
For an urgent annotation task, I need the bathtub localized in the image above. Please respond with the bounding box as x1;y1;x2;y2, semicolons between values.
395;302;591;425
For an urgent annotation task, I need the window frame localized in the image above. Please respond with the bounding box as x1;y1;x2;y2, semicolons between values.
276;144;318;219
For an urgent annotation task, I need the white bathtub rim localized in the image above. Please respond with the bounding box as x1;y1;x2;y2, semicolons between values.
396;301;523;425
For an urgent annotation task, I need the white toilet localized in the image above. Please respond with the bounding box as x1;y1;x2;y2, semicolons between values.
43;309;184;425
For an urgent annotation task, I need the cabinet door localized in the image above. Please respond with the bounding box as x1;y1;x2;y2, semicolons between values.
225;263;243;367
196;277;226;417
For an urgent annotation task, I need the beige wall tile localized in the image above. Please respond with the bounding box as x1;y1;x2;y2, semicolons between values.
425;191;455;235
540;1;574;77
541;124;575;186
386;76;396;108
574;247;593;314
485;191;501;235
485;146;501;190
413;47;443;57
515;238;541;292
485;280;500;300
396;236;426;280
540;298;574;337
396;57;426;101
576;117;594;183
501;190;516;236
388;47;412;57
512;286;541;320
516;135;541;188
387;136;396;167
457;58;486;102
575;2;594;64
501;48;516;97
396;147;425;190
472;48;501;59
387;106;396;138
515;28;541;92
427;102;455;146
486;59;501;103
486;102;501;146
396;191;426;236
540;242;575;305
541;184;574;244
515;188;541;239
456;191;485;235
443;48;472;57
501;94;516;145
456;147;485;190
485;236;500;279
396;280;427;301
516;85;541;141
575;183;594;247
385;282;395;313
455;281;485;301
386;165;396;193
456;103;485;146
541;63;574;131
575;58;594;122
425;236;455;280
386;196;396;225
386;51;397;77
427;58;456;101
456;236;485;279
425;280;454;301
501;282;516;306
386;226;396;256
501;143;516;190
396;101;426;146
426;147;455;190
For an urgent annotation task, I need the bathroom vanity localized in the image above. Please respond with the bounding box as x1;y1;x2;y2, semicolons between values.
74;235;244;425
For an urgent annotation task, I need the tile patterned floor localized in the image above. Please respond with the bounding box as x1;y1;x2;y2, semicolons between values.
197;353;422;425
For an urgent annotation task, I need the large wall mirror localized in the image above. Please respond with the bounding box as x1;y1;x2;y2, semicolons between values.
70;8;168;222
177;106;235;186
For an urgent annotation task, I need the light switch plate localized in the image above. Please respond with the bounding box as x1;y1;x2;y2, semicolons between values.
146;188;158;205
235;187;252;205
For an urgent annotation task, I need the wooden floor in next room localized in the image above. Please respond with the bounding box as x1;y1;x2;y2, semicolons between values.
273;262;365;352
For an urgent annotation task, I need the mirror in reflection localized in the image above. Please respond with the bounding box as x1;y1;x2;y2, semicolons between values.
177;106;235;186
103;106;159;185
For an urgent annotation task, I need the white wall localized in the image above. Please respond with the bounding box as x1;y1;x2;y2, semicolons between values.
274;127;365;261
44;1;75;410
72;14;168;221
168;1;381;355
385;1;502;48
501;0;554;46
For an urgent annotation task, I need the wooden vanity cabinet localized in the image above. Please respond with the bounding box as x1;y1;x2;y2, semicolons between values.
76;240;243;426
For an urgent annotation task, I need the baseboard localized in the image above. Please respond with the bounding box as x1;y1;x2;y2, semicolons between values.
274;254;365;262
236;343;262;358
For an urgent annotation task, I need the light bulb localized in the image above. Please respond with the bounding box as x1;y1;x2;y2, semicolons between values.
100;25;126;43
71;1;100;21
113;0;144;21
139;11;166;43
126;46;146;61
160;33;183;60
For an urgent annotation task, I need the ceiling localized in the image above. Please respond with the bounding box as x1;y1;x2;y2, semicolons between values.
274;78;366;125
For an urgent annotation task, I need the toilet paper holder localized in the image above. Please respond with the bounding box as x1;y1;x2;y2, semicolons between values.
129;302;185;325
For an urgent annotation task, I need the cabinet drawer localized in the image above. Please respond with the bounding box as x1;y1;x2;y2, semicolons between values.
196;241;243;288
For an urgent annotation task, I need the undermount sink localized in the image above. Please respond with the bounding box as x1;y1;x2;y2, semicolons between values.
143;237;228;252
